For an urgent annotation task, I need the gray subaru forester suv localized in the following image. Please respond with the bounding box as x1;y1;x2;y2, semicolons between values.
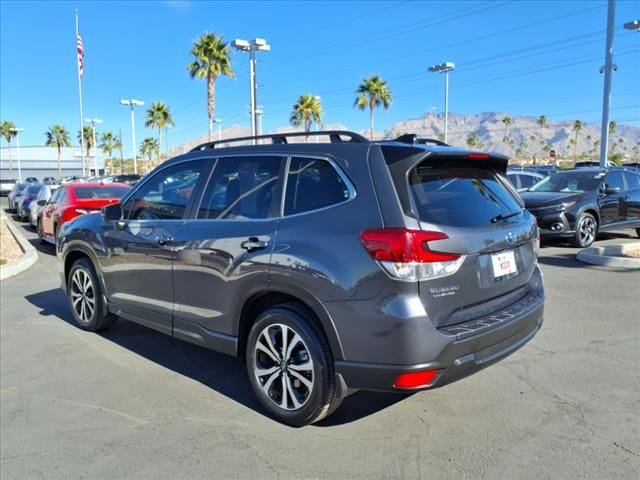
58;131;544;426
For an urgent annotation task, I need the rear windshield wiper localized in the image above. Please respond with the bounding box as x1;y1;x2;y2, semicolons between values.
490;210;521;223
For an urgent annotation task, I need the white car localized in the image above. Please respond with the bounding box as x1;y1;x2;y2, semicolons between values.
29;184;59;227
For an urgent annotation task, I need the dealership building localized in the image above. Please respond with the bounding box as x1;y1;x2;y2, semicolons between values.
0;146;105;181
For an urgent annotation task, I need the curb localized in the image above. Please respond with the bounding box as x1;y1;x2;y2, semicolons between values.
576;242;640;270
0;210;38;281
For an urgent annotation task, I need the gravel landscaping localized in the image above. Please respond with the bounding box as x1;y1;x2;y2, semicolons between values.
0;218;23;264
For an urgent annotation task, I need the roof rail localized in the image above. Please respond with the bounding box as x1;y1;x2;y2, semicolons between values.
391;134;449;147
190;130;370;152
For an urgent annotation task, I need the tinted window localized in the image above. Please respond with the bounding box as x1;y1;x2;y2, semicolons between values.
408;165;522;227
519;174;539;188
604;172;624;190
124;162;204;220
284;157;350;215
198;156;283;220
623;172;640;189
26;185;43;196
529;171;604;193
73;185;130;199
49;188;64;204
507;173;520;188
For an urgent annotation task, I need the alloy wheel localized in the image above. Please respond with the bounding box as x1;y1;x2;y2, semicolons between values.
253;323;314;411
579;216;596;246
70;269;96;324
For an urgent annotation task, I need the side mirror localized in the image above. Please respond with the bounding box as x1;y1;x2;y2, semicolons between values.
605;186;621;195
37;199;46;206
102;202;123;222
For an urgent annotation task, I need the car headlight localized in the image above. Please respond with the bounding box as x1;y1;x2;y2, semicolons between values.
553;201;576;212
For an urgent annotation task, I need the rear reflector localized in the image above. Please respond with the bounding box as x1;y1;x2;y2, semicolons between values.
360;228;464;281
394;369;440;389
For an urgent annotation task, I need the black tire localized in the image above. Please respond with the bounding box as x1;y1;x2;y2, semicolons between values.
245;304;342;427
573;213;598;248
67;258;116;332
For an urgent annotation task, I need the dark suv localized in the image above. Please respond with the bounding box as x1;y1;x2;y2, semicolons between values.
58;131;544;426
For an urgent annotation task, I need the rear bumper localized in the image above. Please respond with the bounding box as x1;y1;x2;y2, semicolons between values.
334;292;544;392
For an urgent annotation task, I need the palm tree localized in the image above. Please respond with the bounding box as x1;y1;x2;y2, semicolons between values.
354;75;392;140
535;115;547;164
114;133;124;174
501;116;512;145
188;32;234;141
78;126;95;157
45;124;71;178
0;120;17;177
145;101;174;165
572;120;583;161
466;132;479;148
99;131;117;173
290;94;323;137
139;137;158;172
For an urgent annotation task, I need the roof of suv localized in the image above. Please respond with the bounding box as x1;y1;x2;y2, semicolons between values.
169;130;508;168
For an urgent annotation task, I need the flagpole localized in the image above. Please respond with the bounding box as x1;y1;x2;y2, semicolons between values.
76;10;86;177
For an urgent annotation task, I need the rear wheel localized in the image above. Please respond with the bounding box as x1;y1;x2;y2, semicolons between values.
246;305;342;427
573;213;597;248
67;258;115;331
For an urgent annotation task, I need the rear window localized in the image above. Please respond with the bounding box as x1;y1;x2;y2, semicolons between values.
408;165;522;227
73;185;130;199
26;185;43;195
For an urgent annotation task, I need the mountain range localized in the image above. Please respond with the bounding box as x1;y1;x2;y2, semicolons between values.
169;112;640;162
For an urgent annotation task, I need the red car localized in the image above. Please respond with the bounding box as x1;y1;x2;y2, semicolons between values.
38;182;130;244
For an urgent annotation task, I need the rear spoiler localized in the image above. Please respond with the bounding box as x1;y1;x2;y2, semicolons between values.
380;144;509;174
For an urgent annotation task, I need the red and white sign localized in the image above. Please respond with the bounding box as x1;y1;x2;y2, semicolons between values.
491;250;518;278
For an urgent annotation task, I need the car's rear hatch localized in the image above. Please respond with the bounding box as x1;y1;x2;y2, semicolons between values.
382;146;539;329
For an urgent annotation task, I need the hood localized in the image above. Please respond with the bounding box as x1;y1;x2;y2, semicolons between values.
520;191;585;208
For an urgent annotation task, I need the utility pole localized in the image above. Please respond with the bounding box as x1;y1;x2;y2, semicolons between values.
120;99;144;174
599;0;617;167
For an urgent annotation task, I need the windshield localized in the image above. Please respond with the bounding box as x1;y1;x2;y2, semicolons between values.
408;165;522;227
73;185;130;199
528;171;604;193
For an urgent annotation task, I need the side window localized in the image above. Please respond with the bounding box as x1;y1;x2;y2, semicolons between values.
123;161;205;220
623;172;640;189
604;172;625;190
519;175;538;189
284;157;350;215
50;188;63;204
198;156;283;220
507;173;519;189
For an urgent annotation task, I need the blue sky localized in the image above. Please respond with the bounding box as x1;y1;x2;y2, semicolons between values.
1;0;639;151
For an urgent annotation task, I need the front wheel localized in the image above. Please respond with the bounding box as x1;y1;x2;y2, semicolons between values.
246;305;342;427
573;213;598;248
67;258;116;331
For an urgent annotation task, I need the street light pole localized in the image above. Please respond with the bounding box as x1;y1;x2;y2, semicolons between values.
599;0;617;167
10;128;24;182
85;118;102;175
232;38;271;144
120;99;144;174
428;62;455;144
213;118;222;140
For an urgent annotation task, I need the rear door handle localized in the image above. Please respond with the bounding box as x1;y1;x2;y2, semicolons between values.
241;237;269;251
157;234;174;246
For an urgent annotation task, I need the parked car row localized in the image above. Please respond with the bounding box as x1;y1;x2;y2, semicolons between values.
5;179;131;245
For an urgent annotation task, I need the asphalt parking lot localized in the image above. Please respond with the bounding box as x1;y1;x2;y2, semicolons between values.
1;202;639;479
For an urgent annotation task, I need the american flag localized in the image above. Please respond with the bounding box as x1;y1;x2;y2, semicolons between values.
77;34;84;79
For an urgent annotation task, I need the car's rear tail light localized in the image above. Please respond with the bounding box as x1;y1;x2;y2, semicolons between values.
360;228;464;281
394;369;440;389
467;153;489;159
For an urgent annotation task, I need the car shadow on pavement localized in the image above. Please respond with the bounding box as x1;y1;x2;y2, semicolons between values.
18;224;56;255
24;288;408;426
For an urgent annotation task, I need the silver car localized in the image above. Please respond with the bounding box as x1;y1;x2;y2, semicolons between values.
7;182;27;213
29;184;59;227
